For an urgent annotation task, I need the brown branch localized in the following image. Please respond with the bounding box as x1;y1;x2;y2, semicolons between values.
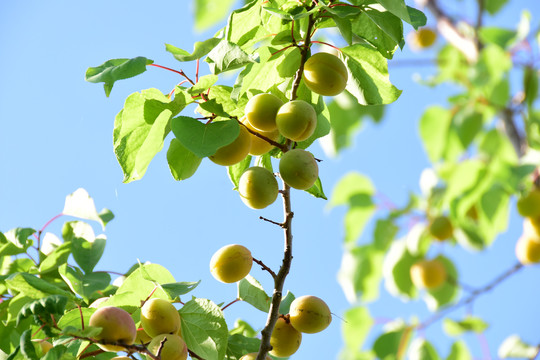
238;120;288;152
500;107;526;156
221;298;240;311
189;350;205;360
253;257;277;279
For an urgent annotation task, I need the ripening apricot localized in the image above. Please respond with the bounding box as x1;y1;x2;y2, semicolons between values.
289;295;332;334
210;244;253;283
523;217;540;242
269;317;302;358
410;258;447;290
429;216;453;241
239;353;272;360
515;234;540;265
517;189;540;218
275;100;317;142
135;328;152;344
245;93;284;132
88;306;137;352
238;167;279;209
303;52;348;96
240;116;280;156
147;334;188;360
279;149;319;190
38;341;53;355
141;298;181;338
209;125;251;166
408;28;437;50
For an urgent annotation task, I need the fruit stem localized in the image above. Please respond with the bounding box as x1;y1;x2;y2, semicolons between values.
148;63;195;85
253;257;277;279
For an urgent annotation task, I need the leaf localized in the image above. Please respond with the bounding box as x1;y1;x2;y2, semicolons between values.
160;281;201;300
305;177;327;200
171;117;240;158
226;334;261;360
5;272;73;299
485;0;509;15
373;326;412;360
58;265;111;302
167;138;203;181
20;330;38;360
341;44;402;105
1;229;35;256
278;291;295;315
383;240;421;299
206;40;256;75
189;75;219;95
338;245;384;303
419;106;453;163
423;256;460;311
447;341;472;360
194;0;236;31
57;307;95;330
498;335;538;359
408;338;440;360
237;275;271;312
342;306;373;352
166;38;221;62
479;27;516;49
85;57;153;97
16;295;68;326
225;0;267;49
179;298;228;360
372;1;427;29
443;317;489;336
228;155;253;189
352;9;403;59
62;188;104;228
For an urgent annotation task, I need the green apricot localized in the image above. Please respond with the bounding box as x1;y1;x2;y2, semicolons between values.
303;52;348;96
147;334;188;360
279;149;318;190
238;167;279;209
275;100;317;142
428;216;453;241
289;295;332;334
88;306;136;352
241;116;280;156
38;341;53;355
209;125;251;166
141;298;181;338
210;244;253;283
245;93;284;132
269;317;302;358
410;258;446;289
517;189;540;218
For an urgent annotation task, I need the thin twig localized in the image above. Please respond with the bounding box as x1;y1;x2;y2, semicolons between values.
253;258;277;279
259;216;285;228
221;299;240;311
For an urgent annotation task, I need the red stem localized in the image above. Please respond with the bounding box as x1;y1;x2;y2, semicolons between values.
196;59;200;83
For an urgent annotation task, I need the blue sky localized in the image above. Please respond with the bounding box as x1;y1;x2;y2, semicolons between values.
1;1;540;359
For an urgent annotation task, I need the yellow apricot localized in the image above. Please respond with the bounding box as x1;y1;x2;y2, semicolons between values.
269;317;302;358
88;306;136;352
410;259;447;290
239;353;272;360
279;149;319;190
147;334;188;360
141;298;181;338
289;295;332;334
429;216;453;241
275;100;317;142
38;341;53;355
135;327;152;344
209;126;251;166
241;116;280;156
245;93;284;132
303;52;348;96
409;28;437;50
517;189;540;218
210;244;253;283
516;234;540;265
238;167;279;209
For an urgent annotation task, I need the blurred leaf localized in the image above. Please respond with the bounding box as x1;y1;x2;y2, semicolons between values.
485;0;509;14
383;240;421;299
498;335;538;359
194;0;236;31
339;245;385;303
479;27;516;48
166;38;221;62
373;326;412;360
447;341;472;360
524;66;539;109
171;117;240;158
85;57;153;97
343;306;373;352
419;106;453;163
408;338;440;360
229;319;257;338
167;138;203;181
20;330;38;360
179;298;228;360
237;275;271;313
424;256;460;311
206;40;256;75
443;316;489;336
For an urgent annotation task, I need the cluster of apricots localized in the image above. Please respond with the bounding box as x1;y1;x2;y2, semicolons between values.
516;188;540;265
209;244;332;358
87;298;188;360
208;52;348;210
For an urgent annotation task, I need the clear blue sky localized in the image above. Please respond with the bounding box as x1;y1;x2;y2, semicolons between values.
1;1;539;359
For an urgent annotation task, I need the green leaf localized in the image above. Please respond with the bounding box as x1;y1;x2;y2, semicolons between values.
447;341;472;360
179;298;228;360
114;88;192;183
189;75;219;95
85;57;153;97
419;106;453;163
443;316;489;336
423;256;460;311
4;228;35;249
498;335;538;359
72;236;106;275
352;9;403;59
171;117;240;158
225;0;267;49
160;281;201;300
20;330;38;360
16;295;68;326
524;66;539;109
167;138;203;181
237;275;271;313
333;15;353;45
408;338;440;360
373;326;412;360
228;156;253;190
57;307;95;330
5;273;72;299
338;245;384;303
206;40;256;75
278;291;295;315
341;45;402;105
98;209;115;227
194;0;236;31
343;306;373;352
383;240;421;299
485;0;509;15
226;334;261;360
58;265;110;302
62;188;105;228
166;38;221;62
479;27;516;49
229;319;257;338
305;177;327;200
372;1;426;29
198;85;244;119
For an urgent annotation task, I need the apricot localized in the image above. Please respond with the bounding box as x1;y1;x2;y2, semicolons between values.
269;317;302;358
239;353;272;360
88;306;136;352
523;217;540;242
112;357;131;360
410;259;447;290
275;100;317;142
210;244;253;283
303;52;348;96
245;93;284;132
147;334;188;360
135;328;152;344
279;149;319;190
409;28;437;50
209;125;251;166
38;341;53;355
141;298;181;338
515;234;540;265
241;116;280;156
238;167;279;209
517;189;540;218
289;295;332;334
428;216;453;241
